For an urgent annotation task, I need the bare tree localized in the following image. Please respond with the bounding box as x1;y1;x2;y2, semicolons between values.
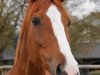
0;0;26;56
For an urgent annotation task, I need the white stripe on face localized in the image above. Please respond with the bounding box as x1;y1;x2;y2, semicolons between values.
46;5;80;75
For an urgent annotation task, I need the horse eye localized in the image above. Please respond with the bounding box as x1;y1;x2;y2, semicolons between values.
32;17;40;25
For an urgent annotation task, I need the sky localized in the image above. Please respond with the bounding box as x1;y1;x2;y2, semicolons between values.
6;0;100;20
66;0;100;19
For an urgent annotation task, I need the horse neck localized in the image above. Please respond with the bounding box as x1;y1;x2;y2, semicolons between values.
25;58;45;75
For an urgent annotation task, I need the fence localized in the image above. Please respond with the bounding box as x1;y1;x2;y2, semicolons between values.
0;65;100;75
0;65;12;75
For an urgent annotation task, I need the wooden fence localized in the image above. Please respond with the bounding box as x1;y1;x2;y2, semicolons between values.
0;65;100;75
0;65;12;75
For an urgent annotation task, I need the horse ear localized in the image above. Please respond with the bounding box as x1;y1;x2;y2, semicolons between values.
56;0;65;2
60;0;64;2
52;0;64;3
28;0;36;3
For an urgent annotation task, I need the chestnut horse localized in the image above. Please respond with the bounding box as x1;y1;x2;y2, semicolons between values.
8;0;80;75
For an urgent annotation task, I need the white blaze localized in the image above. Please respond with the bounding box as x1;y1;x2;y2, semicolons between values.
46;5;80;75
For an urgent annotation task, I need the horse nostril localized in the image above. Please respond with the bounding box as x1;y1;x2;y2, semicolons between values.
56;64;62;75
56;64;68;75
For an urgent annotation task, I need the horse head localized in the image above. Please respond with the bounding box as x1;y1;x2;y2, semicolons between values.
9;0;80;75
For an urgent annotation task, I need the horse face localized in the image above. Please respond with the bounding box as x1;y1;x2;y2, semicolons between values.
27;1;80;75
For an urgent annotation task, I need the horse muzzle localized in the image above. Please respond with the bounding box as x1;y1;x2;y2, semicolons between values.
49;63;80;75
49;61;68;75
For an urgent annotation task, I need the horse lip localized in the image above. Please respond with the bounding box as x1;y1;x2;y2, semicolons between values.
76;71;80;75
62;71;68;75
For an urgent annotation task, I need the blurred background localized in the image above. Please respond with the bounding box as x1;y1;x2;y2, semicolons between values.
0;0;100;75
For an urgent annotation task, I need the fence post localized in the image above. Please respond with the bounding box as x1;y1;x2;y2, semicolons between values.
0;65;12;75
2;69;8;75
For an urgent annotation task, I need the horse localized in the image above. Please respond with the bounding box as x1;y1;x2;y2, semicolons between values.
8;0;80;75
